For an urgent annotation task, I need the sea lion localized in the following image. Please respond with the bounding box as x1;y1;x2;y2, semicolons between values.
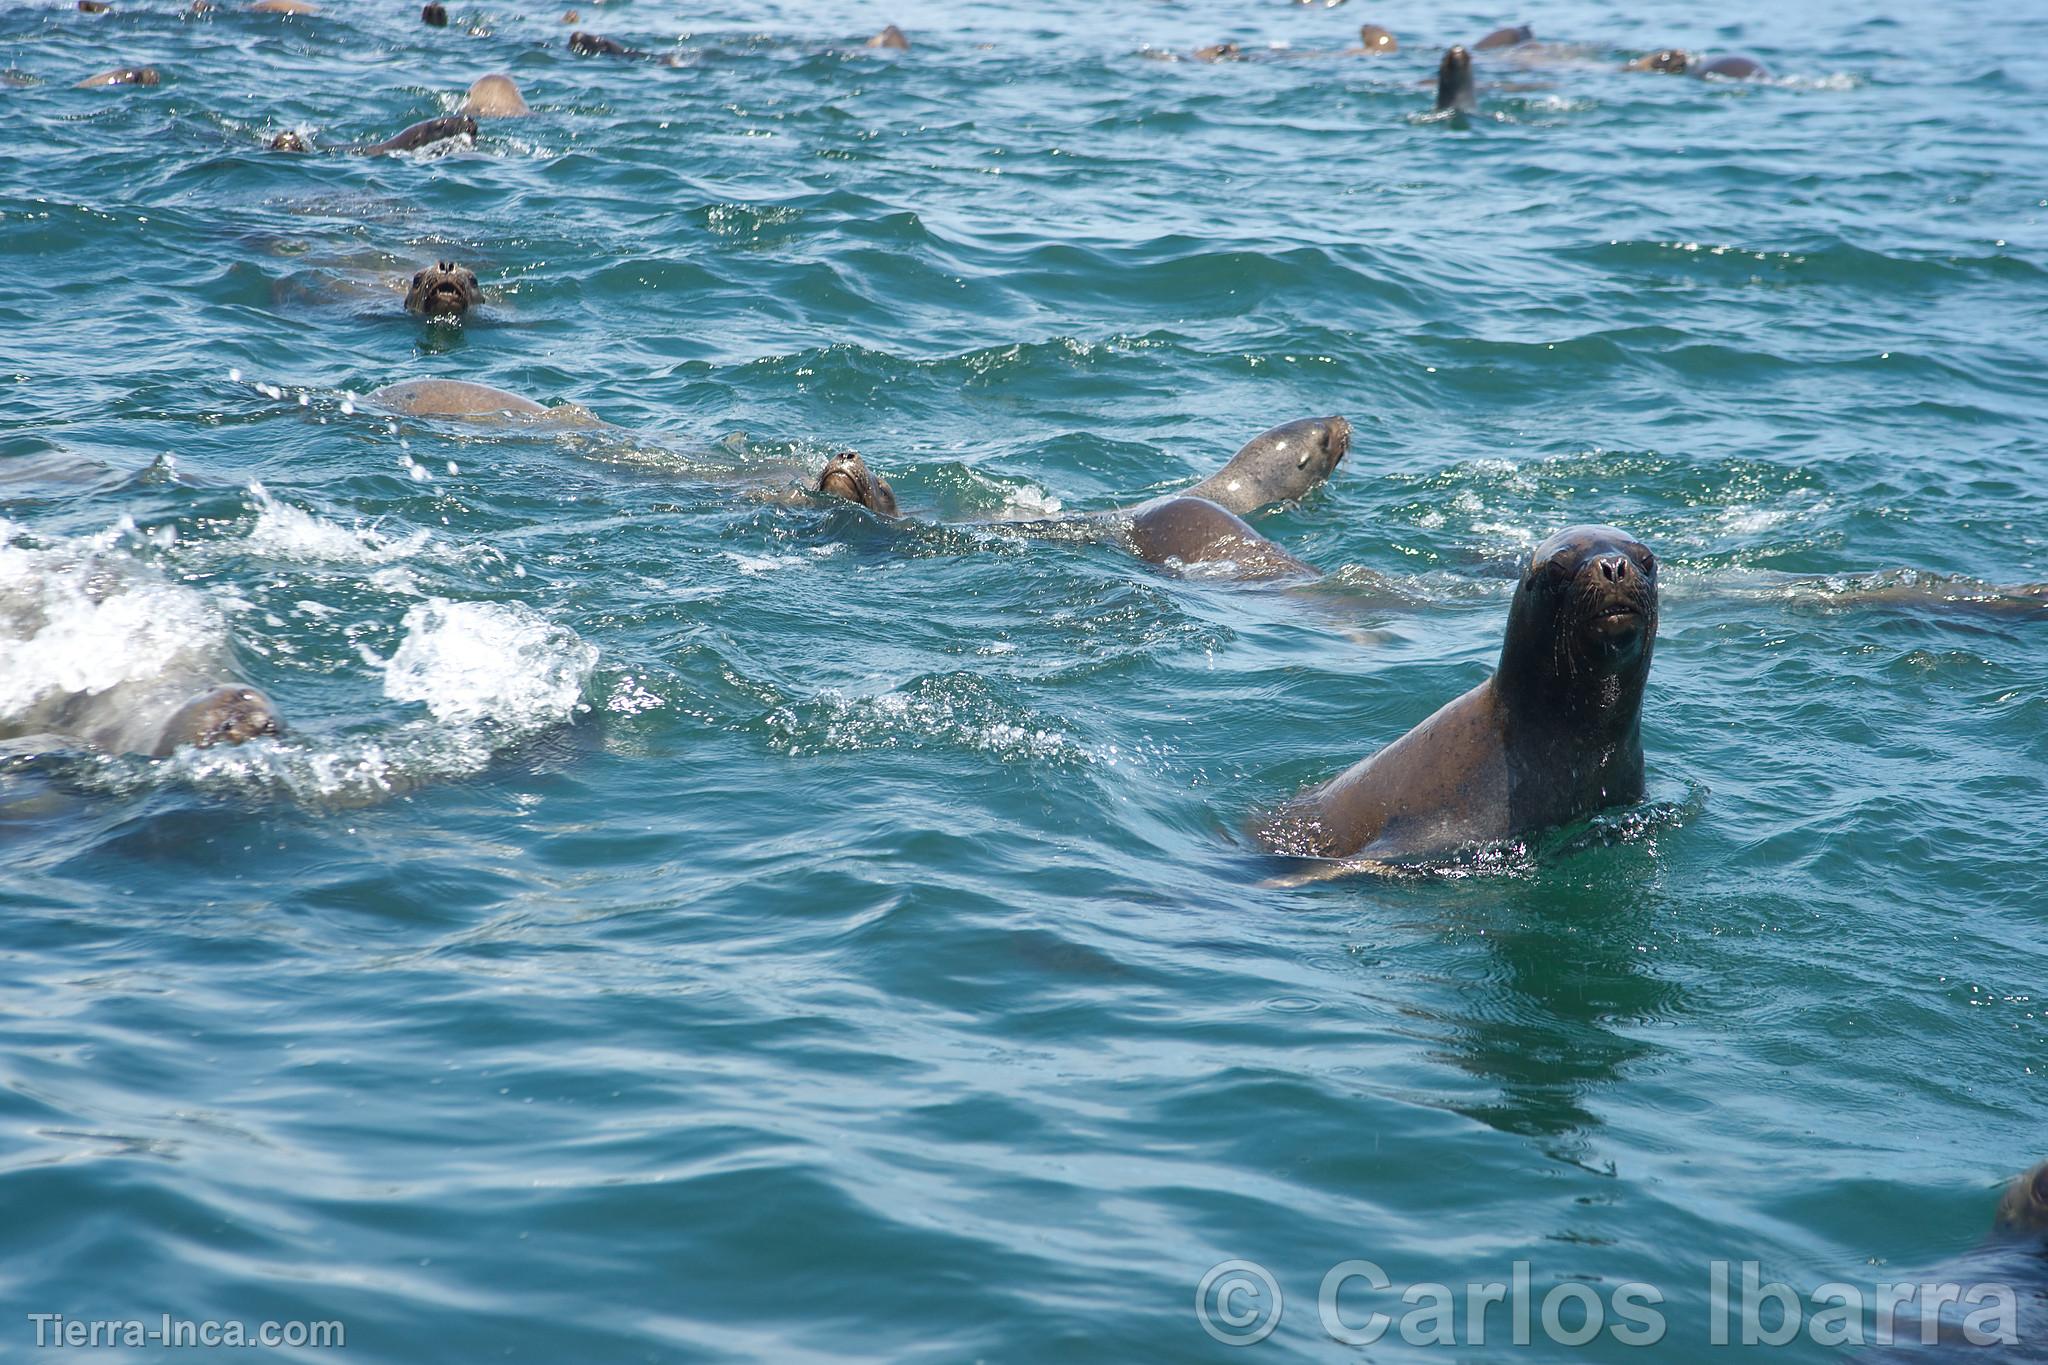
78;2;112;13
1435;45;1477;113
816;451;899;515
460;73;528;117
867;25;910;50
1258;525;1658;864
249;0;317;12
367;379;599;426
1851;1162;2048;1358
1168;416;1350;519
269;130;308;151
75;66;160;88
1353;24;1398;54
1194;42;1245;62
421;2;447;25
1123;497;1318;581
568;31;634;57
151;685;284;757
1626;49;1769;79
352;115;476;155
1473;24;1532;50
404;261;483;319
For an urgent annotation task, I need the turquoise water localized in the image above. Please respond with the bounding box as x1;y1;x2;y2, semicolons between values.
3;0;2046;1358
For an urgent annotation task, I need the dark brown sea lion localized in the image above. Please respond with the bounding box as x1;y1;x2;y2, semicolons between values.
1353;24;1397;54
1626;49;1769;79
1124;497;1318;581
867;25;910;50
815;452;899;515
269;129;308;151
1473;24;1532;50
152;685;284;757
421;2;447;25
569;31;634;57
75;66;160;88
461;73;528;117
405;261;483;319
1258;525;1658;864
1435;45;1477;113
352;114;476;155
78;2;113;14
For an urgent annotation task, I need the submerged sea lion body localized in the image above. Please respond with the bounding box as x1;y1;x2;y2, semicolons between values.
353;114;476;155
367;379;598;426
404;261;483;319
1122;498;1316;581
1353;24;1397;54
1435;45;1477;113
1259;525;1658;862
1855;1163;2048;1360
76;66;159;88
1473;24;1532;50
461;73;528;117
249;0;317;13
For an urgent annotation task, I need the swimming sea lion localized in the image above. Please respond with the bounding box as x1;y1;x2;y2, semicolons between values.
269;130;308;151
75;66;160;88
421;2;447;25
78;2;112;13
1353;24;1397;54
1626;49;1769;79
816;451;899;515
460;73;528;117
367;379;600;426
152;685;284;757
1473;24;1532;50
1169;416;1350;519
867;25;910;50
1258;525;1658;863
404;261;483;319
1851;1162;2048;1358
1123;497;1318;581
353;115;477;155
249;0;317;12
1435;45;1477;113
1194;42;1245;62
569;31;634;57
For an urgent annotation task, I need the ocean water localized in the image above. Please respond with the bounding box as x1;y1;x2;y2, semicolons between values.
2;0;2045;1358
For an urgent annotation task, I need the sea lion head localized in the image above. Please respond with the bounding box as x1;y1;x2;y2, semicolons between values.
1501;524;1659;703
421;2;446;24
1435;46;1476;112
1197;416;1350;514
269;129;309;151
1994;1162;2048;1241
153;686;284;758
461;73;529;117
867;24;910;50
568;30;628;56
1628;49;1691;74
816;451;899;515
1358;25;1398;53
405;261;483;319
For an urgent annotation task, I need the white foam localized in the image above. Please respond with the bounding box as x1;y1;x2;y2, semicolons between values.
244;487;430;564
0;539;227;716
381;599;596;727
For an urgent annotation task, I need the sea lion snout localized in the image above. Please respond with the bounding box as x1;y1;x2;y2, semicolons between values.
1994;1161;2048;1239
816;452;899;516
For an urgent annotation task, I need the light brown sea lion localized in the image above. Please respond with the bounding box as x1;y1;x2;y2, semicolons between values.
816;451;899;515
249;0;317;12
1193;42;1245;62
152;686;284;757
1473;24;1532;50
75;66;160;88
404;262;483;319
367;379;599;426
460;73;528;117
1257;525;1658;864
867;25;910;50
